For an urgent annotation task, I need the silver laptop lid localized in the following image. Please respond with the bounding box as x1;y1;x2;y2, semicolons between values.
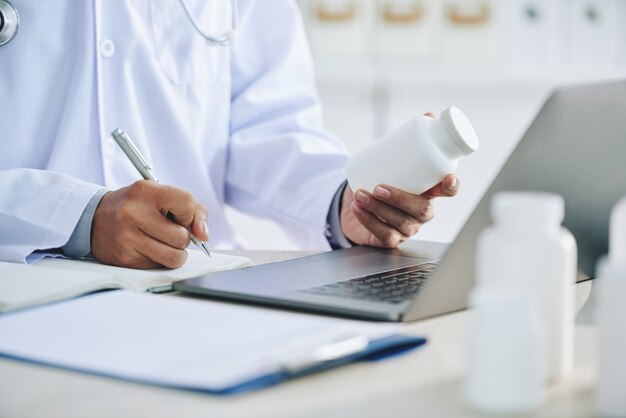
405;80;626;321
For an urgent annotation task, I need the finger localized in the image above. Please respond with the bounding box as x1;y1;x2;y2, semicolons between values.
138;212;191;250
107;229;162;269
424;112;436;119
136;235;189;269
127;181;208;245
350;202;406;248
151;184;202;229
369;185;435;224
421;174;460;199
117;249;161;270
353;190;422;237
190;206;210;242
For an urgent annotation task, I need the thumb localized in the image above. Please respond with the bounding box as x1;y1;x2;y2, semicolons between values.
421;174;460;199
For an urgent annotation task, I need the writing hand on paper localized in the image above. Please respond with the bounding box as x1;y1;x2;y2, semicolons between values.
91;180;209;269
340;174;460;248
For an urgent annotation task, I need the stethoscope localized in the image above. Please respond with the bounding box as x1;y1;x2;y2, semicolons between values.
0;0;18;46
178;0;238;46
0;0;238;47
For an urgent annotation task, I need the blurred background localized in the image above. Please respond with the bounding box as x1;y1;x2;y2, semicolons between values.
226;0;626;250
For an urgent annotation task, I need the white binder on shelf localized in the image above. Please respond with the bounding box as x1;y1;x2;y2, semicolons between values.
373;0;440;59
505;0;563;72
439;0;504;60
303;0;371;59
565;0;619;70
616;0;626;69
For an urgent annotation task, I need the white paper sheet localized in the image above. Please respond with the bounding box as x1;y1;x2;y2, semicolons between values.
0;292;401;391
0;251;252;312
37;250;252;290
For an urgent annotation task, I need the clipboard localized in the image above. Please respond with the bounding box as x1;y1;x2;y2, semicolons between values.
0;291;426;395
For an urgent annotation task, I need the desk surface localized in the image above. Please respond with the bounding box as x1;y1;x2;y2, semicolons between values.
0;243;598;418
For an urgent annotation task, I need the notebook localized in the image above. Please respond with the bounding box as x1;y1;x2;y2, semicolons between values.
0;250;251;313
0;291;426;394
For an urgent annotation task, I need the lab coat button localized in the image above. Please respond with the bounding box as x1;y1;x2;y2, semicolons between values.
104;137;116;158
99;39;116;58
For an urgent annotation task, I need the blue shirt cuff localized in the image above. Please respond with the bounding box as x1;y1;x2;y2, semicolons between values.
325;181;353;250
62;188;108;258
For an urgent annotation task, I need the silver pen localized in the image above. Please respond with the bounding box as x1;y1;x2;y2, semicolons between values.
111;128;211;258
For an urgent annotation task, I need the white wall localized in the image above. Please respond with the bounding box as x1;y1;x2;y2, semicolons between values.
226;0;626;249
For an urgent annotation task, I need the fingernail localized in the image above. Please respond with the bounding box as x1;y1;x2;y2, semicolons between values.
355;191;370;204
201;221;209;236
374;186;391;199
351;202;363;214
448;177;459;191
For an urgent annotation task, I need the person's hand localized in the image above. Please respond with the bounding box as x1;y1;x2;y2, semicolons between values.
91;180;209;269
340;174;460;248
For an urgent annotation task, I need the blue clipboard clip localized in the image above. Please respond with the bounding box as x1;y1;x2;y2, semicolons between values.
222;333;426;395
278;334;370;373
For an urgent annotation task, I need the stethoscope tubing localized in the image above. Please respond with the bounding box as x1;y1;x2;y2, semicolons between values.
178;0;238;46
0;0;237;48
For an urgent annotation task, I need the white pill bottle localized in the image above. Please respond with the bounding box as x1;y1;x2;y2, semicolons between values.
597;196;626;418
476;192;577;382
466;288;546;414
346;107;479;194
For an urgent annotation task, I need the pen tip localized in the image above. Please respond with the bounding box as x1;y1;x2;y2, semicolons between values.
201;243;211;257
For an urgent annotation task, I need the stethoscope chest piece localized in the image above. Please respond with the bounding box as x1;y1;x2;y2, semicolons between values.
0;0;19;46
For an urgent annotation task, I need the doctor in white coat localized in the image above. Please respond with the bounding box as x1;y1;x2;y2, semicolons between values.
0;0;459;268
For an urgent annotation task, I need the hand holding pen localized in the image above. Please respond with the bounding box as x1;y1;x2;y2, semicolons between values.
111;129;210;258
88;129;211;269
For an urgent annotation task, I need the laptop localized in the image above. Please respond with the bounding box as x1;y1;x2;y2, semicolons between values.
175;80;626;322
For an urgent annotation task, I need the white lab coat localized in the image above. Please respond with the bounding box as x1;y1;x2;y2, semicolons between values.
0;0;349;263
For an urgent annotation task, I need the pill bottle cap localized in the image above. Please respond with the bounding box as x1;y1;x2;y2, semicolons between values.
440;107;479;156
491;192;564;227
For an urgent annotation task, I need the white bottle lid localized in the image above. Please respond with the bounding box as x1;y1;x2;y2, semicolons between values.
491;192;564;227
440;106;480;156
610;197;626;264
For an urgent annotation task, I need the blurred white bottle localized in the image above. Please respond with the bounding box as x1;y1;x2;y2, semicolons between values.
346;106;478;194
597;196;626;417
466;288;545;413
475;192;577;382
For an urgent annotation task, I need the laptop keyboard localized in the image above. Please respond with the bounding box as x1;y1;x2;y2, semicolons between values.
300;263;437;304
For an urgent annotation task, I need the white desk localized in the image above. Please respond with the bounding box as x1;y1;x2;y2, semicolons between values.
0;244;598;418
